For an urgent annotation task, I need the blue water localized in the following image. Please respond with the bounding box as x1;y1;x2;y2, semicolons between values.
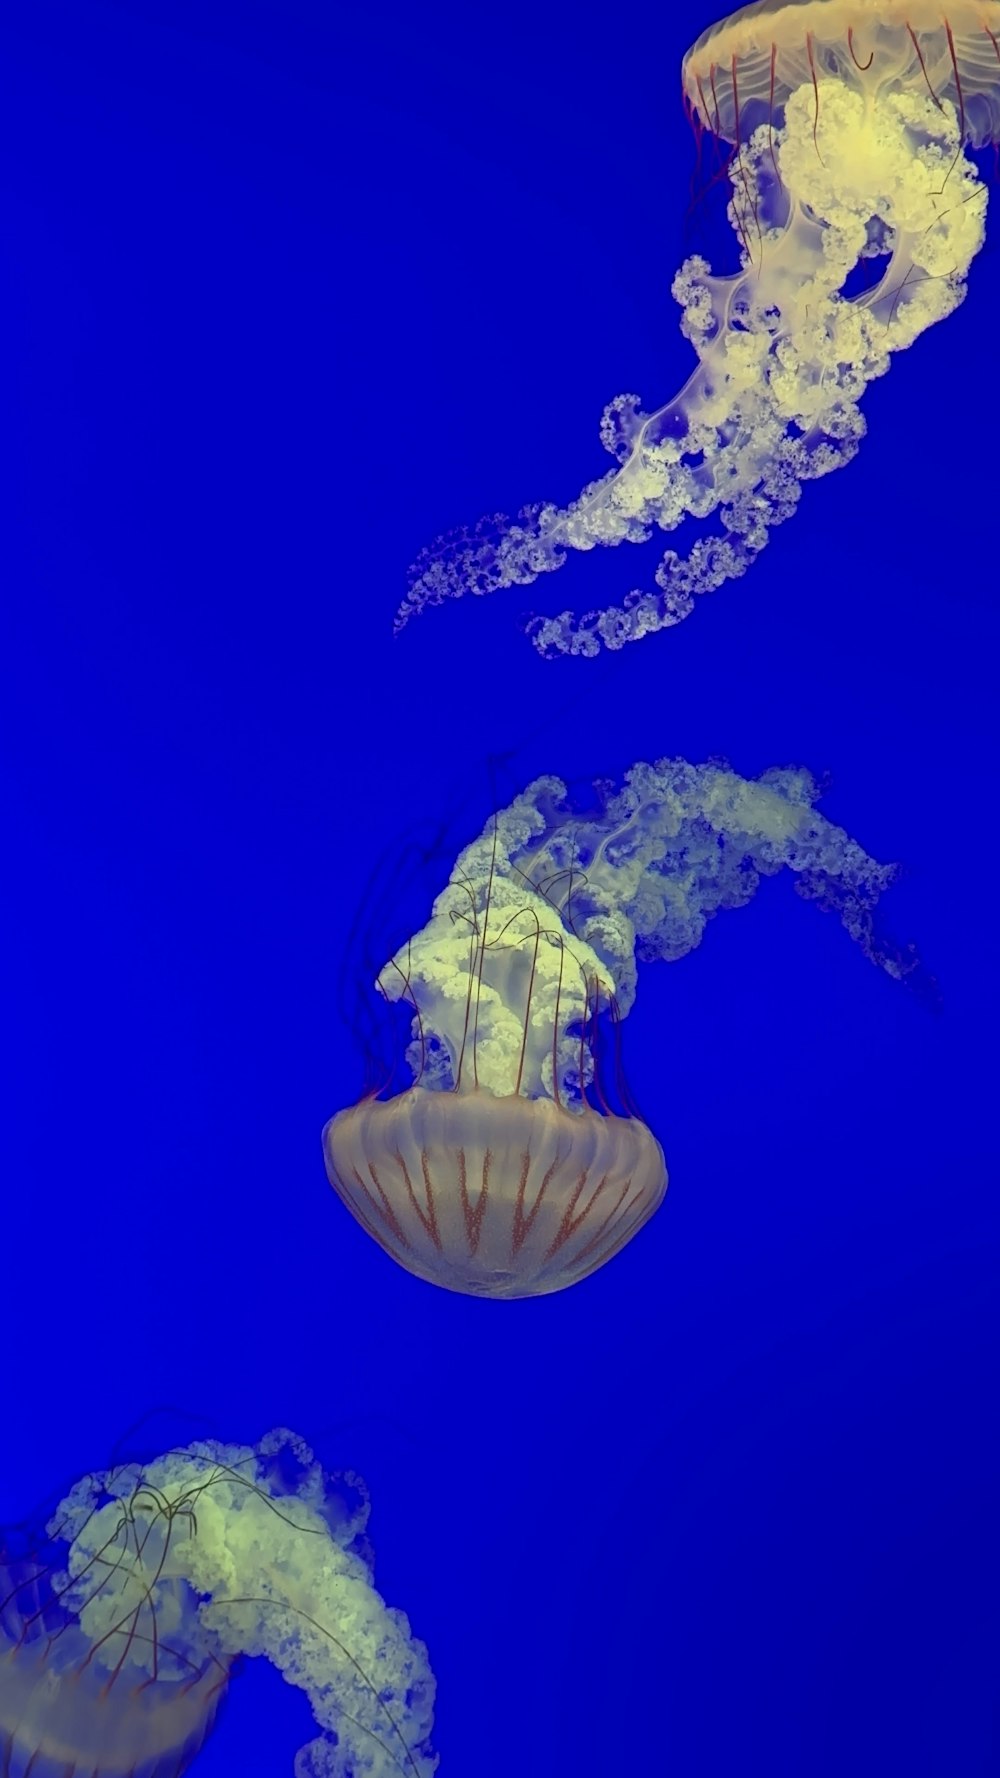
3;3;998;1773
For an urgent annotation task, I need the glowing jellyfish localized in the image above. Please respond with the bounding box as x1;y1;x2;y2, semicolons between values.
323;758;929;1299
397;0;998;656
0;1428;436;1778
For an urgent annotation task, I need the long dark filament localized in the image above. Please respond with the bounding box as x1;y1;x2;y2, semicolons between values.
848;26;874;72
450;874;481;1092
213;1593;423;1778
514;917;542;1098
944;18;967;186
469;814;501;1090
550;941;564;1111
379;941;426;1095
729;53;764;265
908;22;945;111
582;975;608;1114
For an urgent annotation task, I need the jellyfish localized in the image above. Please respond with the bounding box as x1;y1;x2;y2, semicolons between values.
396;0;998;656
0;1428;437;1778
323;758;929;1299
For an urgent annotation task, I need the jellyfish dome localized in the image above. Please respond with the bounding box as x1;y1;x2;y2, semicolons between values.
0;1429;437;1778
324;759;929;1299
397;0;998;656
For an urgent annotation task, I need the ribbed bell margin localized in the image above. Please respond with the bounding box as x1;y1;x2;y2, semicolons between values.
323;1086;667;1299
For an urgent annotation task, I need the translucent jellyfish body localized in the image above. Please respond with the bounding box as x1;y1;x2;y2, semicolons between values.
324;759;929;1299
0;1429;436;1778
398;0;998;655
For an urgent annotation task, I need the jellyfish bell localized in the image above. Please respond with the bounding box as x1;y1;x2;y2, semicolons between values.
324;758;931;1299
0;1483;232;1778
0;1563;227;1778
323;914;669;1301
397;0;998;656
682;0;1000;149
324;1086;667;1302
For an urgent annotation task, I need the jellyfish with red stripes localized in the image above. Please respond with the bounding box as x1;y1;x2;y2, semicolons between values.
0;1428;436;1777
398;0;999;656
323;757;930;1299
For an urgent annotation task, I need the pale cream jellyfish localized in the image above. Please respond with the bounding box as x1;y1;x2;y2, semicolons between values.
324;758;929;1299
0;1428;436;1777
396;0;999;656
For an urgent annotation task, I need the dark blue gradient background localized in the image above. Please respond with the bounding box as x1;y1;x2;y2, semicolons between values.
2;3;997;1773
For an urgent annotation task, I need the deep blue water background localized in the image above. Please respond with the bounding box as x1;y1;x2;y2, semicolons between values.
2;3;998;1773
